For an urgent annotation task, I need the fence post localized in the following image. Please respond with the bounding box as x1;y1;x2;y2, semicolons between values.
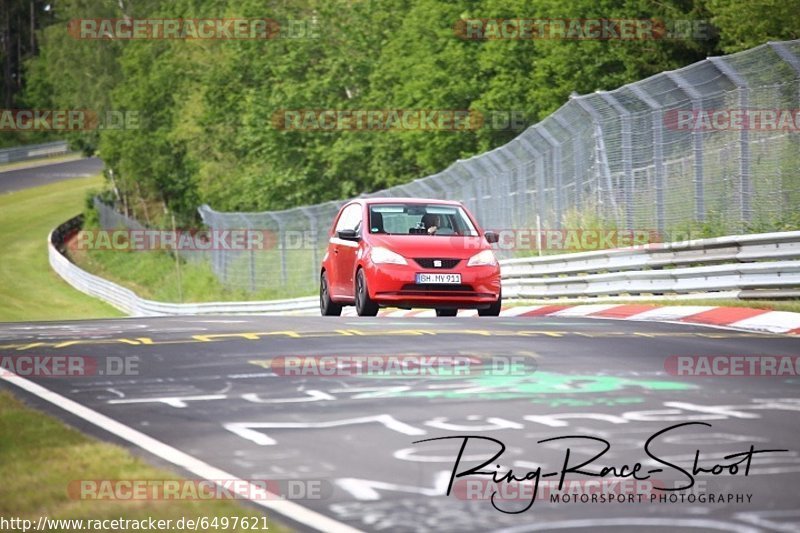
629;84;666;235
666;70;705;222
535;125;563;229
455;161;480;220
301;207;319;289
508;138;534;227
414;178;439;199
598;91;634;230
478;151;508;229
518;136;545;228
432;173;450;199
553;113;582;214
708;56;752;226
769;41;800;79
238;214;256;292
572;96;620;226
267;213;287;285
488;149;515;230
769;42;800;225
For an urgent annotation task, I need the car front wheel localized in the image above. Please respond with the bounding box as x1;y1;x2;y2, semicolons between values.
478;295;502;316
355;268;379;316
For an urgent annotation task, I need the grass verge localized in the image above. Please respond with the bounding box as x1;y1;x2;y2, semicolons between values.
0;390;287;532
1;177;288;531
0;175;121;322
68;220;316;302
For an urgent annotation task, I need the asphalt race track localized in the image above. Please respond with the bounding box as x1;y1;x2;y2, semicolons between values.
0;157;103;193
1;315;799;532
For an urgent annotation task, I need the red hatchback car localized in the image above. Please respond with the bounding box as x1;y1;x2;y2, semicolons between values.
320;198;501;316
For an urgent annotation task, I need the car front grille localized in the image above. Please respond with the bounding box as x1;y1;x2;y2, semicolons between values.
414;258;461;269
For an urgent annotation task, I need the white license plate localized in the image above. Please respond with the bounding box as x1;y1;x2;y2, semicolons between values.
416;273;462;284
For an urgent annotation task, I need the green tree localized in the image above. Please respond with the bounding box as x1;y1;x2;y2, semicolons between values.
16;0;799;224
707;0;800;52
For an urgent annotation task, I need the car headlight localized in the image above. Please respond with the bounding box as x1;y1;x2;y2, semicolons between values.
371;246;408;265
467;249;497;266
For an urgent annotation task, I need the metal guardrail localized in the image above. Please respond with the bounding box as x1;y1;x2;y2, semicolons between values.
48;215;318;316
49;215;800;316
502;231;800;299
0;141;70;164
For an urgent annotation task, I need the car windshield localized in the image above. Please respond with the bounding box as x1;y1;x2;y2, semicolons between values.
368;203;479;236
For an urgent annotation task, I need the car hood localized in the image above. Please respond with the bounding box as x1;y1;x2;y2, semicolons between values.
368;234;489;259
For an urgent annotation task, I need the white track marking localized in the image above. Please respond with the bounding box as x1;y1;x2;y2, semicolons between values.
0;372;364;533
502;305;545;316
224;415;426;446
549;304;620;317
728;311;800;333
624;305;716;321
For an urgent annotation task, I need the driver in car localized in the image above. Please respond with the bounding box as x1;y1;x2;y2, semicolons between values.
421;213;440;235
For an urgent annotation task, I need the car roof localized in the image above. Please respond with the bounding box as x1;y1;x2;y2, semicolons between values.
357;197;464;206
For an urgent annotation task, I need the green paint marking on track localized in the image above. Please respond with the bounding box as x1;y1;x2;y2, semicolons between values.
361;371;693;403
532;396;646;408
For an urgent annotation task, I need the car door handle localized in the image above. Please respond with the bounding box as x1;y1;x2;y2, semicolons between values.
334;248;339;254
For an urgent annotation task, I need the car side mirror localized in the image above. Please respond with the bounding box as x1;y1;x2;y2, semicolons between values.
337;229;360;241
484;230;499;244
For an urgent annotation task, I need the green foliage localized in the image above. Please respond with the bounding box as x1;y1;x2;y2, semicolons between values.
0;175;121;321
707;0;800;52
18;0;798;225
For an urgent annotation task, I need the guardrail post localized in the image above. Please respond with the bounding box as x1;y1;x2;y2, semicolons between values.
629;84;666;235
666;70;706;222
708;56;752;226
598;92;634;231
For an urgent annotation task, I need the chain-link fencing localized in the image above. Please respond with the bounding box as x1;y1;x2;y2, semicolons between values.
104;40;800;296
